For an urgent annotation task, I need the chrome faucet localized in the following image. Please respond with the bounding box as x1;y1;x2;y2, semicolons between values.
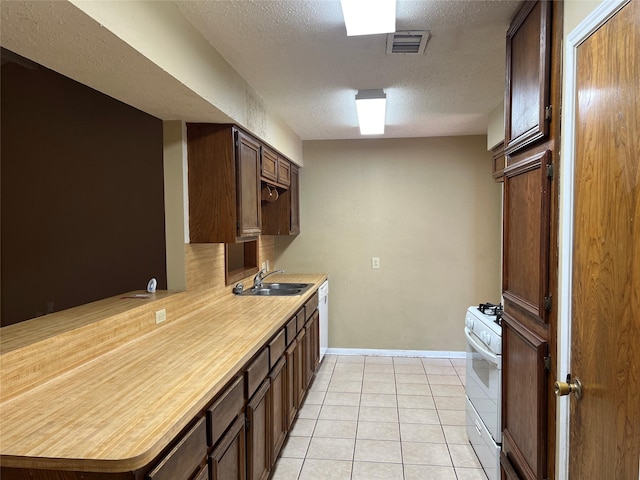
253;268;284;288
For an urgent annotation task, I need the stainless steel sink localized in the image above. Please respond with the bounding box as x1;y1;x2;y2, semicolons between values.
261;283;312;290
235;282;313;296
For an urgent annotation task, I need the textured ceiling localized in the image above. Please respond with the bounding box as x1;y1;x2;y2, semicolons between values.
175;0;522;140
0;1;522;141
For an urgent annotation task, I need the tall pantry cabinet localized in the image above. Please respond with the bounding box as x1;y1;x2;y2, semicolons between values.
499;1;563;479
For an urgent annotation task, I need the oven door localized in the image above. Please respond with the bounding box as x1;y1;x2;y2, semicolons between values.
465;326;501;443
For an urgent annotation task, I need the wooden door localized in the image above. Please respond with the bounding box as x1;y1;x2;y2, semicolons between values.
235;131;261;238
566;1;640;478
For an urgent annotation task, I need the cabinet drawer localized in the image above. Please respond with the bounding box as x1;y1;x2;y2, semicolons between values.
245;348;269;399
147;417;207;480
207;376;244;447
277;158;291;186
304;292;319;321
286;315;297;346
269;329;286;367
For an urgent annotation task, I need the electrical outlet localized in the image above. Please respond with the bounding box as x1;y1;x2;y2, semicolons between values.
155;309;167;324
372;257;380;269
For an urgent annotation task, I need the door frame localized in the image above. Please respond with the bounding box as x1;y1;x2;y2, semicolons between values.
556;1;632;479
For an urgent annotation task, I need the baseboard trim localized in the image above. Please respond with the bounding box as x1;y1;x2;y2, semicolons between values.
325;348;465;359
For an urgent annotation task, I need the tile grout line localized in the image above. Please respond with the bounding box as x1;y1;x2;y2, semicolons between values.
278;355;484;480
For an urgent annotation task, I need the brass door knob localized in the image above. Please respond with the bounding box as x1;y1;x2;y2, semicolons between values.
554;375;582;399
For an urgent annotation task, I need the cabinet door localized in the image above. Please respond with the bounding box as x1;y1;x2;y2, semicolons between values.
289;166;300;235
276;158;291;187
294;330;306;407
505;0;552;154
501;316;548;480
311;310;320;373
269;357;287;462
303;311;319;388
285;338;298;428
246;379;271;480
235;131;261;238
261;147;278;183
210;414;246;480
503;148;552;324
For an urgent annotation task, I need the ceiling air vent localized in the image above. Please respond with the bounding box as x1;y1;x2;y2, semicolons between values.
386;30;430;55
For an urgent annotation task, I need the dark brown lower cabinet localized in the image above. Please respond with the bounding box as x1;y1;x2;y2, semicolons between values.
501;315;548;480
284;338;298;428
303;319;314;390
294;329;306;407
210;414;246;480
310;310;320;376
246;379;271;480
269;357;287;461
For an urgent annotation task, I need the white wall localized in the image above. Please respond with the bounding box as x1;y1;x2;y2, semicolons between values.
275;136;502;352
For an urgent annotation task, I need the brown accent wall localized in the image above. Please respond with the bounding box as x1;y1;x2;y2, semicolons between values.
1;50;166;326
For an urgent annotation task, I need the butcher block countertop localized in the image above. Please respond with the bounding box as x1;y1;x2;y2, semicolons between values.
0;273;327;473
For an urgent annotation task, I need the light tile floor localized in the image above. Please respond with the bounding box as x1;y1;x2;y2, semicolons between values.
271;354;487;480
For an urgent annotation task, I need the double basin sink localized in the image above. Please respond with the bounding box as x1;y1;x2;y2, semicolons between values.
236;282;313;296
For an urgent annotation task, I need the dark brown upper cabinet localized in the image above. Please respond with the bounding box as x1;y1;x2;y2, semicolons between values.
261;146;291;188
261;164;300;236
187;124;261;243
503;146;552;326
504;0;552;155
261;147;279;184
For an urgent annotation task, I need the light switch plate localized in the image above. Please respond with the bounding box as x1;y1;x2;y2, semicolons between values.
372;257;380;269
155;309;167;324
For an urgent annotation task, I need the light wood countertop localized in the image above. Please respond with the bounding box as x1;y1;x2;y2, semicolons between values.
0;273;327;472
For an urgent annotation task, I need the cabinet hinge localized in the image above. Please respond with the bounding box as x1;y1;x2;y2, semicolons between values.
545;105;552;121
544;355;551;372
245;415;250;431
546;164;554;179
544;294;553;311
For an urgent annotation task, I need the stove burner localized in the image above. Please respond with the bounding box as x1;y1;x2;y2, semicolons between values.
478;302;503;325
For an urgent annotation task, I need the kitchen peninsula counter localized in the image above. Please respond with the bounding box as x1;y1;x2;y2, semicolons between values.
0;273;327;474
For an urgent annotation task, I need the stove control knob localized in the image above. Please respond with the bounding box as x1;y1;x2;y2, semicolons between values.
465;316;474;329
482;331;491;345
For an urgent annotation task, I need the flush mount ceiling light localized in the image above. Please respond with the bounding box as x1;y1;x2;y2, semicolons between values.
355;89;386;135
340;0;396;36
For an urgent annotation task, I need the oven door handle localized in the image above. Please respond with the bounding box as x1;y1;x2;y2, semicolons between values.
465;327;501;369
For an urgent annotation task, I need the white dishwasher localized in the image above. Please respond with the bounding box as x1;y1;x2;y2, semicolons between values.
318;280;329;361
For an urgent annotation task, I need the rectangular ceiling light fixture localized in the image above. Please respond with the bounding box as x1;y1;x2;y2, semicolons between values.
340;0;396;36
355;89;386;135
